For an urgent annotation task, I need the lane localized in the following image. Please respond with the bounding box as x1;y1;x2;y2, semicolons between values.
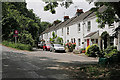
2;45;98;80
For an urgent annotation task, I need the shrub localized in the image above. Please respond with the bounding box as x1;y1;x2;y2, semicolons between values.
85;44;101;57
65;42;76;52
103;46;117;54
80;48;86;53
2;41;32;51
104;49;119;58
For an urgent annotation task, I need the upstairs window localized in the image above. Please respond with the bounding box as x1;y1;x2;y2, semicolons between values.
67;40;69;43
71;39;73;43
78;39;81;46
67;27;69;35
73;38;76;43
78;23;81;32
87;21;91;31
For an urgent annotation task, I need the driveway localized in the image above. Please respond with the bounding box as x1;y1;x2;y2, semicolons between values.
2;45;98;80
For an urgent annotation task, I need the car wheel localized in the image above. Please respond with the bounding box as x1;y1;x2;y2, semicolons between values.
53;49;56;52
43;48;45;51
50;49;52;52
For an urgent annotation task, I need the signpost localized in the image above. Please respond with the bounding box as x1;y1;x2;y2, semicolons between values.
14;30;18;43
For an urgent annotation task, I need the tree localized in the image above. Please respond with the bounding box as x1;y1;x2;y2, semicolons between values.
2;2;43;46
43;0;73;14
56;36;63;45
49;32;57;43
43;0;120;29
40;21;52;31
87;1;120;28
52;19;62;25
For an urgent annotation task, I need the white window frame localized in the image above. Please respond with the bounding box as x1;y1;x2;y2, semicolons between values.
87;21;91;31
78;38;81;46
78;23;81;32
67;27;69;35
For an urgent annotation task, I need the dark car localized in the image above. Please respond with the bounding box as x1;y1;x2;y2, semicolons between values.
37;42;44;49
43;44;52;51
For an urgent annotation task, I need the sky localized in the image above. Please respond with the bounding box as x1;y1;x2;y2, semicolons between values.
26;0;95;23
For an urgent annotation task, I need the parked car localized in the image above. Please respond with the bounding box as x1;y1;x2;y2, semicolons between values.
50;44;65;52
43;44;52;51
38;42;44;49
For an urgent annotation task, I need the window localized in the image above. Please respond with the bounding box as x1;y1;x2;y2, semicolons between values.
67;40;69;43
96;39;98;44
67;27;69;35
91;39;94;44
78;39;81;46
87;21;91;31
71;39;73;43
62;28;63;36
73;38;76;43
78;23;81;32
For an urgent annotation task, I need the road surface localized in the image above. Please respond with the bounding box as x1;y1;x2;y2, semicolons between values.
1;45;98;80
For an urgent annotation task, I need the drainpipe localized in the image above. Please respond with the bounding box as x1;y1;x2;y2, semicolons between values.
82;21;85;49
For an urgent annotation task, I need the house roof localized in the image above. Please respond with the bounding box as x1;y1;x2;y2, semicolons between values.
41;6;107;35
84;31;98;38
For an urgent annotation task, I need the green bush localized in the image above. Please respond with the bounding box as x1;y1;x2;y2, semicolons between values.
2;41;32;51
104;49;119;58
101;46;120;64
103;46;117;54
85;44;101;57
80;48;86;53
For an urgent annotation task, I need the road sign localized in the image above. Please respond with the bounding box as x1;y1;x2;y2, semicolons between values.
15;30;18;34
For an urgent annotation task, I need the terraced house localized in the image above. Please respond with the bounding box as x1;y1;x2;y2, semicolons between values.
40;6;120;51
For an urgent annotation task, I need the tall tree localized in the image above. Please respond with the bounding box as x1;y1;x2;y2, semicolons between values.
87;1;120;28
2;2;42;46
43;0;73;14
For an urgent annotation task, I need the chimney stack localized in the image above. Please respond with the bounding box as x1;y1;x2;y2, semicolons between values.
64;16;69;21
76;9;83;16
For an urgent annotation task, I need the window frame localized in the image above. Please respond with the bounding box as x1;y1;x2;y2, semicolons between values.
78;23;81;32
78;38;81;46
87;21;91;31
67;27;69;35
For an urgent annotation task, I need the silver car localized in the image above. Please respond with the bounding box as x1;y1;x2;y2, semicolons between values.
50;44;65;52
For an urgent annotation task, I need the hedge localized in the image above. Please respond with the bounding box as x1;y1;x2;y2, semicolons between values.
2;41;32;51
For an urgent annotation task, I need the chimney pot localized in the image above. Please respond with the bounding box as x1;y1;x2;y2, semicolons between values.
64;16;69;21
76;9;83;16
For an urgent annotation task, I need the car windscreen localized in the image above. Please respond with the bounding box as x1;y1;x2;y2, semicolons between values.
54;44;63;47
46;44;51;46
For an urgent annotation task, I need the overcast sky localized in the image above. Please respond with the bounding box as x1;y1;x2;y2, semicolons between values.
26;0;95;23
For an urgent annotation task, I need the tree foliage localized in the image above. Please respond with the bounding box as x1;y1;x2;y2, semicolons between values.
40;21;52;31
88;1;120;28
2;2;43;46
50;32;57;43
42;0;73;14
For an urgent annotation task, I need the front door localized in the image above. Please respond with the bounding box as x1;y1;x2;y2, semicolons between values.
87;39;89;47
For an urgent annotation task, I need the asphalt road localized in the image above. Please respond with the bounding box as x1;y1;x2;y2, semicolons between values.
1;45;98;80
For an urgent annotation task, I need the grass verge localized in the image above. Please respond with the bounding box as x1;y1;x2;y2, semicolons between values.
2;41;33;51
